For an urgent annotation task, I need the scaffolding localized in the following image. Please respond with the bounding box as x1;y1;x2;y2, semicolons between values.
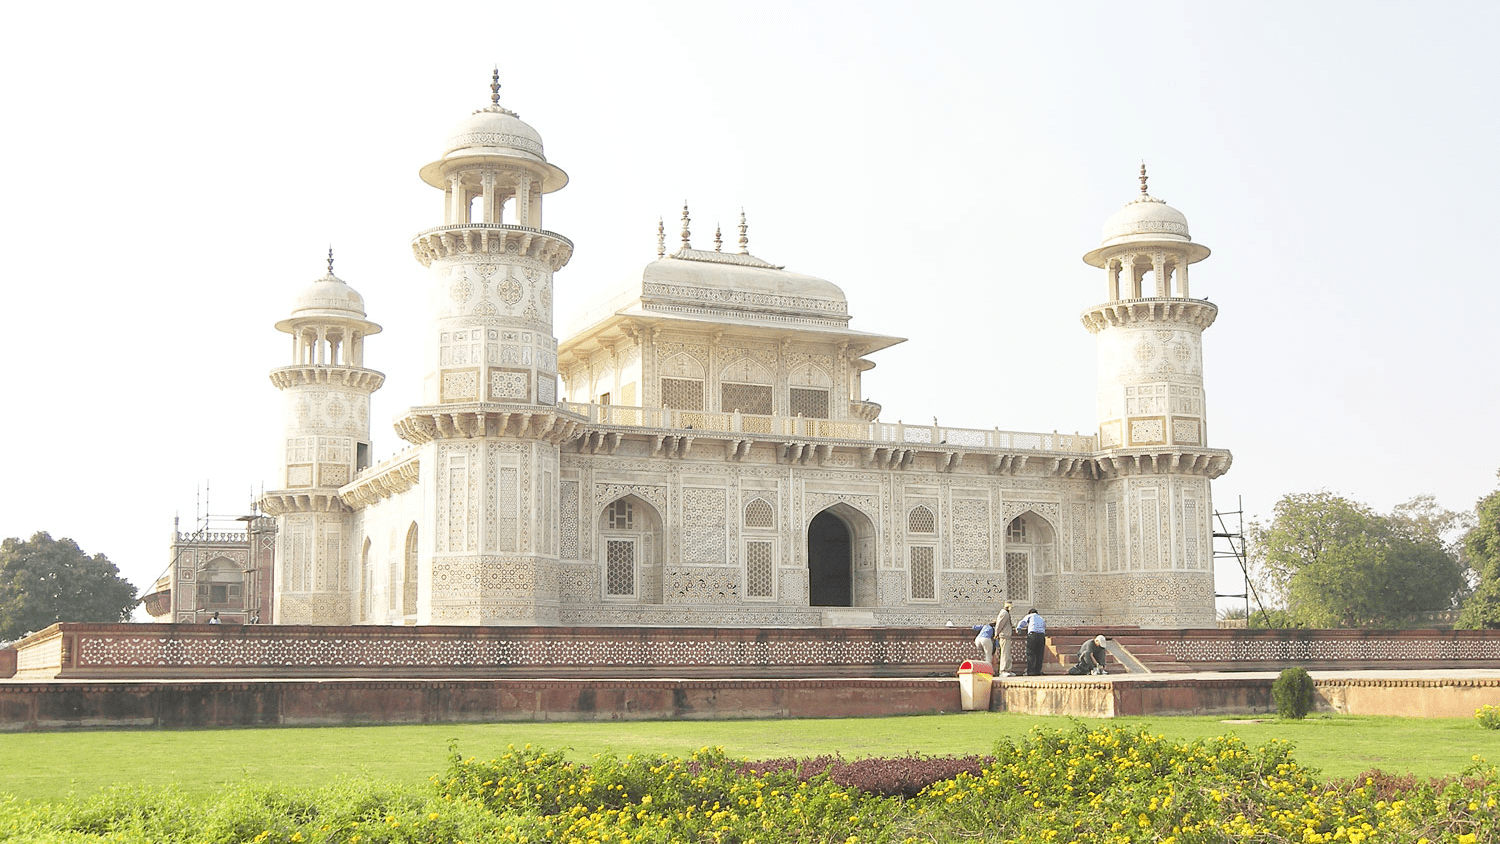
1213;496;1275;627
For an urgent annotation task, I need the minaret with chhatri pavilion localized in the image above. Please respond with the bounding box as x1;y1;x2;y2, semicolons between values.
260;249;385;623
391;69;580;624
1080;164;1227;620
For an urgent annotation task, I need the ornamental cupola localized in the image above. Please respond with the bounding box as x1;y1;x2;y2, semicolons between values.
267;250;385;494
1081;166;1224;458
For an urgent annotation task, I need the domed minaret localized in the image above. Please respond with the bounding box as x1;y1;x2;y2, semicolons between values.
260;251;384;623
1080;166;1230;626
394;71;579;624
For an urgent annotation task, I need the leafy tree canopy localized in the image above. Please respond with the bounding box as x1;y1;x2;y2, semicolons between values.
1458;471;1500;629
1250;492;1465;628
0;532;137;641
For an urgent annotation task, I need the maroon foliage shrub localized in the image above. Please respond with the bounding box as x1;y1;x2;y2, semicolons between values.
735;754;993;799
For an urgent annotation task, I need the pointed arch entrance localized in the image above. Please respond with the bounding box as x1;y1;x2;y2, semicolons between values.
597;494;665;603
807;503;877;607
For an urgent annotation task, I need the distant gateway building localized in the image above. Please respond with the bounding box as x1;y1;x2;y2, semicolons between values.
256;76;1231;629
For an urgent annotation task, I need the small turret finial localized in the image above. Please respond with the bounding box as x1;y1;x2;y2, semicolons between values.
327;246;335;276
1139;161;1149;196
491;66;501;107
681;203;691;250
656;218;665;259
714;224;723;252
738;209;749;254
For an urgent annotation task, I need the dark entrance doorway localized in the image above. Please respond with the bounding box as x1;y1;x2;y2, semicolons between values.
807;510;852;606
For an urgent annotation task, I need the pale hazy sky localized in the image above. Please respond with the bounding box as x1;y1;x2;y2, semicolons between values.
2;1;1497;613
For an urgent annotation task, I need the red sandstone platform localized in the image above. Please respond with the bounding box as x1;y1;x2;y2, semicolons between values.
2;670;1498;731
3;624;1499;730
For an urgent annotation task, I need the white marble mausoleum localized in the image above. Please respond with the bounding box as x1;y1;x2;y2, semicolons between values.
255;75;1232;629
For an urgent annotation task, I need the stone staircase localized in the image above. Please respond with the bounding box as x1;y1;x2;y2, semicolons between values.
1031;627;1195;675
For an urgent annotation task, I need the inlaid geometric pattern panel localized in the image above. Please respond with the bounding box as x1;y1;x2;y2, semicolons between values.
665;566;740;603
66;630;991;670
1005;550;1029;603
744;498;775;529
1159;637;1500;663
490;370;528;401
942;572;1006;605
660;378;704;411
559;480;580;560
788;388;829;419
721;383;772;415
951;498;990;569
745;541;774;598
605;540;635;597
441;369;479;402
681;488;727;564
908;546;935;600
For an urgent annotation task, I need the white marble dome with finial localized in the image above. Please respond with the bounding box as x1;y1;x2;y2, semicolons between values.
419;71;567;193
289;274;366;320
1099;195;1192;248
274;252;380;337
1098;165;1193;249
289;271;366;319
442;105;548;165
1084;165;1209;268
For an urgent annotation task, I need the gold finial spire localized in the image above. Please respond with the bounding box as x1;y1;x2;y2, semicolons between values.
656;218;665;259
327;246;335;276
490;66;502;107
680;203;691;250
738;208;749;254
714;224;723;252
1139;161;1149;196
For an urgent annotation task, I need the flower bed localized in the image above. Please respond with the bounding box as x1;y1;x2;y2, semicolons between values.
3;724;1496;843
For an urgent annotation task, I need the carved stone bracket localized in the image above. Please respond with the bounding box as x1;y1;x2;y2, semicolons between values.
1080;298;1218;334
1096;449;1231;479
340;453;422;507
394;405;582;445
269;367;386;391
257;491;350;516
410;224;574;271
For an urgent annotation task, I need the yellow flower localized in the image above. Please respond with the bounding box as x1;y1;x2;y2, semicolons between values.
1458;835;1477;844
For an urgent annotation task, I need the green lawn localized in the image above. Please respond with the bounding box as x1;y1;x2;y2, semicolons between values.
3;713;1494;802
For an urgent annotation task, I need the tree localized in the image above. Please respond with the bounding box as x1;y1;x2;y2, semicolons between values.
1458;472;1500;629
0;532;137;640
1249;492;1465;628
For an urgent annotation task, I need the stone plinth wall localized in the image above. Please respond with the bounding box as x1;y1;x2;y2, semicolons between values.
0;648;14;679
994;675;1500;719
14;624;1500;683
11;623;981;681
0;678;959;731
994;677;1274;718
1315;677;1499;718
1141;628;1500;671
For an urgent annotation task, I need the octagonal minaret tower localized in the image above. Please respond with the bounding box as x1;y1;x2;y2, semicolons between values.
394;72;579;624
1080;166;1230;626
261;252;384;623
